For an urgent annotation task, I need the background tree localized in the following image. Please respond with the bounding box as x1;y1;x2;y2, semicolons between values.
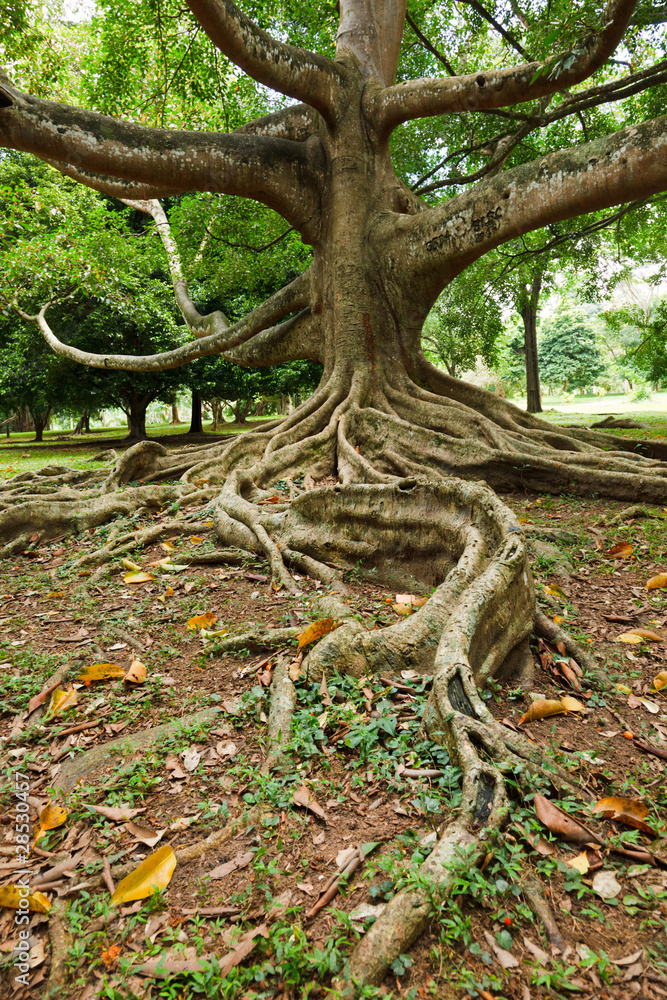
539;304;608;393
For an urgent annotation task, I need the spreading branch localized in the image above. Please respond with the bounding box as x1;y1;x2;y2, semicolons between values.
0;79;322;233
375;0;639;134
13;269;313;372
185;0;341;119
389;114;667;302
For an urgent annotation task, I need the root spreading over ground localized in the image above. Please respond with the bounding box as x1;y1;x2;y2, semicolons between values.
2;376;667;994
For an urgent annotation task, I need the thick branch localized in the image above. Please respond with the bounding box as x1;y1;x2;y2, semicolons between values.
337;0;407;86
15;271;313;371
234;104;317;141
0;80;322;231
376;0;638;133
390;115;667;301
186;0;341;120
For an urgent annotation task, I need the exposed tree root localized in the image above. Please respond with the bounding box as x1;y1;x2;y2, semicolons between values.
4;374;667;995
45;899;72;999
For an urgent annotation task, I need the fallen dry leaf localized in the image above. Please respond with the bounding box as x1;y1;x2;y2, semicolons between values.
85;803;147;822
122;559;142;572
186;612;217;630
292;785;327;821
603;542;633;559
124;659;147;684
126;822;166;847
110;845;176;906
519;696;584;724
77;663;125;686
616;632;643;644
627;628;662;642
208;851;254;880
592;870;622;899
33;803;68;845
593;796;655;835
534;793;603;846
43;685;79;722
653;670;667;692
647;573;667;590
567;852;590;874
483;930;519;970
124;572;155;584
0;886;51;913
297;618;338;649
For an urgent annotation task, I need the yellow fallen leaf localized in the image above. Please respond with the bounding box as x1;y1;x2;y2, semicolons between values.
110;845;177;906
124;659;147;684
560;696;585;712
647;573;667;591
33;803;68;845
43;685;79;722
160;541;176;552
615;683;632;694
0;886;51;913
567;853;590;874
544;584;568;600
297;618;338;649
157;586;175;603
519;697;584;724
77;663;125;686
653;670;667;692
122;559;142;572
124;572;155;584
189;536;204;544
392;603;413;616
616;632;643;644
186;612;217;630
627;628;662;642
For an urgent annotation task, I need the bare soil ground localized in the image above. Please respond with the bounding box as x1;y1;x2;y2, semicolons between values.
0;461;666;1000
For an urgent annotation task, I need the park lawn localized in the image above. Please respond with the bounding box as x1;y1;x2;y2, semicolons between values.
0;429;666;999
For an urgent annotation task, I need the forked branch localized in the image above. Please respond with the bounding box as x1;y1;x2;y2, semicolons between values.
375;0;639;133
186;0;342;120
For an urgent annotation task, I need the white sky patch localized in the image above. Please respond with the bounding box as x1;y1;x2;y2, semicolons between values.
61;0;96;21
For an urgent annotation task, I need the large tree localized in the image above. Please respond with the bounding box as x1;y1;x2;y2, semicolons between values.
2;1;667;991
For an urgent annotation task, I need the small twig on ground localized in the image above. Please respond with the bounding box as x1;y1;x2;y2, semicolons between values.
102;856;115;896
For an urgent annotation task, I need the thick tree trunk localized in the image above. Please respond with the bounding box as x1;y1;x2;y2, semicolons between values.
520;271;543;414
125;397;148;441
73;408;89;434
233;398;253;424
170;401;183;424
189;391;203;434
33;411;51;443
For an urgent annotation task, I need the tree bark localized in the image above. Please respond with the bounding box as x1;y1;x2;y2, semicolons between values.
170;402;183;424
189;391;204;434
32;407;51;443
520;270;543;414
125;396;149;441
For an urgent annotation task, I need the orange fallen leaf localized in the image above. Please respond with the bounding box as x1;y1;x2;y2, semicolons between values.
392;603;413;616
101;944;121;969
647;573;667;590
297;618;338;649
186;612;217;630
593;796;654;835
653;670;667;692
189;536;204;544
124;659;147;684
110;845;176;906
603;542;633;559
519;696;584;724
77;663;126;686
